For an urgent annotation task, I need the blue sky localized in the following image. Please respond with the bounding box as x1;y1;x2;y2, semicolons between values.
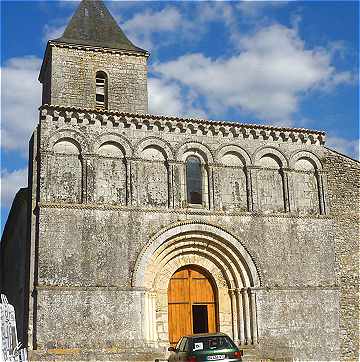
1;0;359;230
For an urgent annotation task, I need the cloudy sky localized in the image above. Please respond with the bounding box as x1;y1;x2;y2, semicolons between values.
1;0;359;230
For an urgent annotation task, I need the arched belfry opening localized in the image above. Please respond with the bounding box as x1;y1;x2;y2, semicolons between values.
95;71;108;109
168;265;218;345
132;221;261;347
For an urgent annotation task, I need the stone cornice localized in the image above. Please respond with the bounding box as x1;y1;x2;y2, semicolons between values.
39;104;326;145
49;40;150;57
38;201;332;219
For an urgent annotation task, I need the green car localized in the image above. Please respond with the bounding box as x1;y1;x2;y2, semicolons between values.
168;332;243;362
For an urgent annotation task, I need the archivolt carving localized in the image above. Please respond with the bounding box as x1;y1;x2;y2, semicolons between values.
176;141;214;163
47;128;89;153
215;144;252;165
133;221;261;346
94;132;132;156
132;221;261;289
253;146;288;167
154;255;227;291
134;136;174;160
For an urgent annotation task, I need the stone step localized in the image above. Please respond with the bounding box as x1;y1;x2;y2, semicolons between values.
239;346;263;362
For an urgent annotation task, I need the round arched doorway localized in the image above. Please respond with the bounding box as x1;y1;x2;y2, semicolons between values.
168;265;218;345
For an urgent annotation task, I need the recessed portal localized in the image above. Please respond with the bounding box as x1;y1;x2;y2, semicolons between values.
168;266;217;345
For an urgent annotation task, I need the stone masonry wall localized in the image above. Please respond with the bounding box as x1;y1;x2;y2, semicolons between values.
29;105;349;360
35;206;338;360
324;150;360;360
44;45;148;113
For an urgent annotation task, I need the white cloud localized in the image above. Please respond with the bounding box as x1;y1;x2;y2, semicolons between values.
123;7;183;49
148;77;206;119
43;23;66;42
119;3;238;51
1;56;42;154
148;78;184;116
236;1;286;18
0;168;28;208
153;24;352;122
327;136;359;160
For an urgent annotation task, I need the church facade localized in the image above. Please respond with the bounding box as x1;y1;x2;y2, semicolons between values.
1;1;359;361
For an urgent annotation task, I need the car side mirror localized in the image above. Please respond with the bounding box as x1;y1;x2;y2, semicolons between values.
168;346;175;352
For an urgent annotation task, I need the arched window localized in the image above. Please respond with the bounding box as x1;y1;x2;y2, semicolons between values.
186;156;202;204
96;71;108;109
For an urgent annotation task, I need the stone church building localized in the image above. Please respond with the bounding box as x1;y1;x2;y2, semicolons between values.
1;1;359;361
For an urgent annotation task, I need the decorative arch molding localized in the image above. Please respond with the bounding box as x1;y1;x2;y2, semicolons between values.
47;128;89;153
132;221;261;288
176;141;214;164
46;129;84;204
154;254;227;292
215;144;252;165
133;221;261;346
134;136;175;160
253;146;289;168
288;150;327;215
289;150;323;170
93;132;132;156
53;138;81;154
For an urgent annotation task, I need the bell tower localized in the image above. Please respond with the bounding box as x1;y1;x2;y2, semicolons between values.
39;0;149;113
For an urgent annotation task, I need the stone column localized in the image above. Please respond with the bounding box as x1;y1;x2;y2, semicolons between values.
284;168;296;212
211;165;222;210
247;166;260;212
82;153;95;204
207;165;215;210
320;171;329;214
144;291;150;341
244;166;253;212
123;157;130;206
148;292;154;341
316;170;328;215
172;162;183;208
235;289;245;345
128;158;139;206
280;168;291;213
167;161;175;208
249;289;258;344
151;292;158;343
229;289;238;342
145;291;158;343
241;288;251;344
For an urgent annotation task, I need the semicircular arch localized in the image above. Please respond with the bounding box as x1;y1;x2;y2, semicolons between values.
94;132;132;156
289;150;322;170
132;221;261;291
215;144;252;165
253;146;288;167
47;128;89;153
154;256;228;292
134;136;175;160
176;141;214;164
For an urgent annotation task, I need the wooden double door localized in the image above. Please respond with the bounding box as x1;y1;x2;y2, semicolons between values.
168;266;217;345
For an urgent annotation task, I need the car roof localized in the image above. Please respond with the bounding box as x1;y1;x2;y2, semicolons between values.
183;332;228;338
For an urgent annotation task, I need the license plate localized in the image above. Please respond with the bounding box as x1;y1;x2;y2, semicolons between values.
207;355;225;360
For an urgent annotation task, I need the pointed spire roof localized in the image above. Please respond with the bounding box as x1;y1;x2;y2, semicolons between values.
53;0;146;53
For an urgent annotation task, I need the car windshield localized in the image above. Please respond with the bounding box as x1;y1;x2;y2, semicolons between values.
191;336;235;351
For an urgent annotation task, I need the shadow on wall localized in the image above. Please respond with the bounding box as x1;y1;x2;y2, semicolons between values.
0;187;31;347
